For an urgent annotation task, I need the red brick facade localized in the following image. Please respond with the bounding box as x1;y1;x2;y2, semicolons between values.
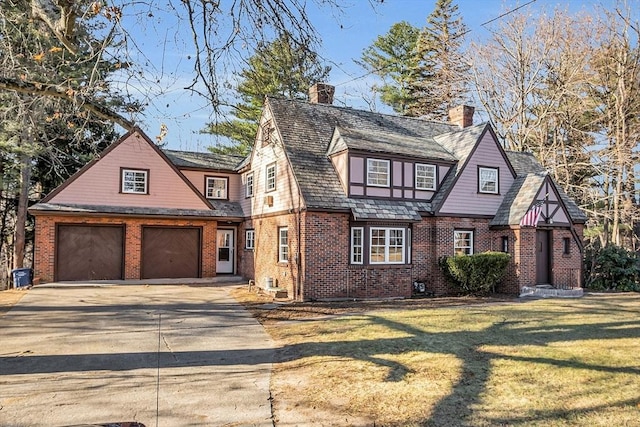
32;214;218;283
242;211;585;301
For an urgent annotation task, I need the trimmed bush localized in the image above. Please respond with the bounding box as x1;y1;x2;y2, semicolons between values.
586;245;640;291
439;251;511;295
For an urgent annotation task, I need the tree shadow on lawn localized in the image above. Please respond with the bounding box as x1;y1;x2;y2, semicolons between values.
275;305;640;426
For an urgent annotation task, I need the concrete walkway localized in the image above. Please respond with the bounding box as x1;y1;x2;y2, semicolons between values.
0;284;274;427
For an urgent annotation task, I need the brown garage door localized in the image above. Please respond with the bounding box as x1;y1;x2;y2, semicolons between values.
56;225;124;281
141;227;201;279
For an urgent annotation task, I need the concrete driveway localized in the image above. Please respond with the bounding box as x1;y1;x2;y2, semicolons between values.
0;284;274;427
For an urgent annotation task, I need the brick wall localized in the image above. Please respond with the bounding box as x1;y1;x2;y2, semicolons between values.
237;220;255;281
33;214;218;283
252;212;300;298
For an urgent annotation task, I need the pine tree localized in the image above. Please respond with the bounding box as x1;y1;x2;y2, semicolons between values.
203;34;330;155
359;22;421;115
407;0;470;120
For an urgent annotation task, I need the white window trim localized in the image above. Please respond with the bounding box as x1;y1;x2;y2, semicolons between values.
206;177;228;199
278;227;289;263
266;163;277;192
415;163;437;190
245;172;254;198
245;229;255;250
479;167;499;194
454;230;474;256
350;227;364;264
367;158;390;187
369;227;405;264
122;169;148;194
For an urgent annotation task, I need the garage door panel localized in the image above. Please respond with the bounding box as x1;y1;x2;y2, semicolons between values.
141;227;201;279
56;225;124;281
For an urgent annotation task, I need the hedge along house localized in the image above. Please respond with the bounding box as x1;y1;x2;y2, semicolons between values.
30;83;587;299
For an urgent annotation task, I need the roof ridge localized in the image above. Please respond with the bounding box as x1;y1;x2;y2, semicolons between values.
266;96;459;129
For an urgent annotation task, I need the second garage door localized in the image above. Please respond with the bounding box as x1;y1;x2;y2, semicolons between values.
141;227;202;279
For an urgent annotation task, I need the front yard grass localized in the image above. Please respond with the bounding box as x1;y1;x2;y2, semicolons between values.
235;290;640;426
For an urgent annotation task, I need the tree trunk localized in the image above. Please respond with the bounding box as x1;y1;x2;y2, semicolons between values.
13;153;31;270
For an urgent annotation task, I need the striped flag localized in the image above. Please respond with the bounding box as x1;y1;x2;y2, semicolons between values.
520;202;543;227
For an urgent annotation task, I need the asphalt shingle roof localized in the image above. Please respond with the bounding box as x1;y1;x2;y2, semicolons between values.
268;97;458;219
268;97;586;224
163;149;246;171
29;202;244;218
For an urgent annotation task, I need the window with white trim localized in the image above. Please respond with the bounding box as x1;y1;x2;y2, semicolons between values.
454;230;474;255
278;227;288;262
415;163;436;190
245;229;255;250
245;172;254;197
367;159;390;187
206;177;228;199
370;227;405;264
121;169;148;194
266;162;276;192
479;167;499;194
350;227;363;264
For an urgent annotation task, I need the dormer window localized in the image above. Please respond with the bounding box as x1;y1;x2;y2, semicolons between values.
415;164;436;190
478;166;499;194
121;168;148;194
206;176;228;199
367;159;390;187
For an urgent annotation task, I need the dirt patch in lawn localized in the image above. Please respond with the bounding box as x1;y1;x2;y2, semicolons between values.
0;289;27;316
230;286;518;324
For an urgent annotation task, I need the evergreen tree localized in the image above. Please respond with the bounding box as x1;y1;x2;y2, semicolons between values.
359;22;421;115
407;0;470;120
203;34;330;155
0;1;135;282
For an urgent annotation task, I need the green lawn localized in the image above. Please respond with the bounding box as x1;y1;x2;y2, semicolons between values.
261;294;640;426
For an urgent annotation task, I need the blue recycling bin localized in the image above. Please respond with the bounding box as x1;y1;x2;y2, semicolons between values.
12;268;32;288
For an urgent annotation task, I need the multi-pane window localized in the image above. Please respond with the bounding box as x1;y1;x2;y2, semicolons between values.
350;227;363;264
479;167;499;194
245;172;254;197
245;229;255;250
415;164;436;190
278;227;289;262
121;169;148;194
454;230;474;255
206;177;228;199
367;159;390;187
266;163;277;192
370;227;405;264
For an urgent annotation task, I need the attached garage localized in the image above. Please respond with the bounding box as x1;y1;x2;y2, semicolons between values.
56;224;124;281
141;226;202;279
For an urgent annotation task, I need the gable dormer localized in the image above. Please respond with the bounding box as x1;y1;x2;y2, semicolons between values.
436;124;516;216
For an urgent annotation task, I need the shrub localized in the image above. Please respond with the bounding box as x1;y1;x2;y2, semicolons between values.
586;245;640;291
439;251;511;295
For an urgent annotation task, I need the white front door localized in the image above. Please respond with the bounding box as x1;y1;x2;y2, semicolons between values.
216;229;234;273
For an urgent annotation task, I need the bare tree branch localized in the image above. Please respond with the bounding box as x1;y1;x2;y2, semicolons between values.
0;77;134;130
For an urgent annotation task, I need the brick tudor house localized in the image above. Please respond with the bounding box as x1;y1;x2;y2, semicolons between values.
30;83;587;299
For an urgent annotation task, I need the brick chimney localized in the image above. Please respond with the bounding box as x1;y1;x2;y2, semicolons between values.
309;83;335;104
449;105;475;128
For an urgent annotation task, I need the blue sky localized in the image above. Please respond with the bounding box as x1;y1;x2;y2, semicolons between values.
124;0;621;152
